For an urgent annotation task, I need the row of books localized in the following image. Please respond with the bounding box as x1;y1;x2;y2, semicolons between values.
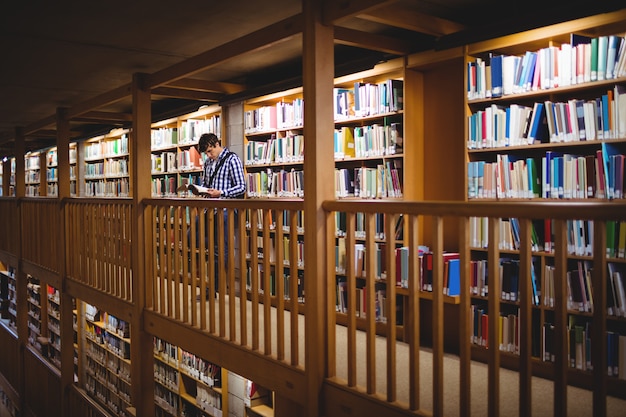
470;304;626;379
467;33;626;100
468;87;626;149
471;306;520;353
245;208;304;234
467;144;625;200
336;279;388;323
334;79;403;120
469;258;540;304
83;178;130;197
335;163;403;199
84;159;130;179
245;168;304;198
151;116;221;150
245;265;305;302
244;99;304;134
474;216;626;260
84;134;129;160
335;240;462;296
247;234;305;268
333;122;403;159
334;211;392;240
151;147;203;174
245;133;305;166
178;116;221;145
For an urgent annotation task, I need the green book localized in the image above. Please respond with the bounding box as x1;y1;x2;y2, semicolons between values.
590;37;598;81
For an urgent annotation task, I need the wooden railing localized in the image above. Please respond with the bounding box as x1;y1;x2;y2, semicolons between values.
64;198;133;302
2;197;626;417
0;198;19;257
144;197;305;368
321;199;626;417
19;198;62;273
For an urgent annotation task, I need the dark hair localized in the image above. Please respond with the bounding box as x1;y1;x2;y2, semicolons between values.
197;133;220;153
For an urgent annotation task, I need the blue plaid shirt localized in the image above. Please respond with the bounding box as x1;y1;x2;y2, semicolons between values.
202;147;246;198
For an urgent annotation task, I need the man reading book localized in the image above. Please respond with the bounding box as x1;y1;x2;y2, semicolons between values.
195;133;245;297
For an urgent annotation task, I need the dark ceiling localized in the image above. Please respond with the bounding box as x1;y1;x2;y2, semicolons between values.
1;0;625;156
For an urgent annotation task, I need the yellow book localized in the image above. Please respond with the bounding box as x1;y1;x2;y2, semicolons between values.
341;127;355;158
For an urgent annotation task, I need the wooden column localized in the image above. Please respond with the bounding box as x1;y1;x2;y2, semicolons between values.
56;107;75;415
130;72;155;416
13;127;26;415
302;1;334;416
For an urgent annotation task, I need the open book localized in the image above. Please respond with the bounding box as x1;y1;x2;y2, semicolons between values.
176;183;210;196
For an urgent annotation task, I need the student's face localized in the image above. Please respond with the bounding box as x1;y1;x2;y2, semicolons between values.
205;144;219;160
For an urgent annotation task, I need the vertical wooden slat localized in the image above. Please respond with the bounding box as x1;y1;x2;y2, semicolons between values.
459;216;471;417
251;208;260;349
518;218;533;417
487;216;500;417
158;206;167;313
432;216;444;417
552;219;568;417
208;208;217;333
365;212;376;394
228;207;237;341
173;206;182;320
263;207;272;354
385;213;397;403
346;211;357;387
290;209;300;366
218;208;227;337
181;206;189;324
239;207;248;347
199;207;208;330
408;213;420;411
592;219;608;417
275;209;285;359
165;205;174;317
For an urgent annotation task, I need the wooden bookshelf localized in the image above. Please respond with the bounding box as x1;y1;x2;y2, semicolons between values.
464;10;626;396
82;303;133;417
151;104;222;197
153;336;228;417
82;128;131;197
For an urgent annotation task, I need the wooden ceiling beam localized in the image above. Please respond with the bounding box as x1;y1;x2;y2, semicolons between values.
148;14;303;88
24;129;57;139
71;111;132;123
165;79;246;95
67;84;133;120
152;87;223;101
334;26;414;55
322;0;399;24
358;5;466;36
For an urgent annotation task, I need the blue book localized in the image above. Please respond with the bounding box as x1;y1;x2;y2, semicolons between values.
476;160;485;198
530;257;540;306
447;258;461;296
523;51;537;91
490;54;503;97
528;102;545;143
601;142;623;199
468;162;476;198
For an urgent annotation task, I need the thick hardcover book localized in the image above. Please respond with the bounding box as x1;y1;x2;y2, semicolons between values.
177;183;210;196
490;54;503;97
